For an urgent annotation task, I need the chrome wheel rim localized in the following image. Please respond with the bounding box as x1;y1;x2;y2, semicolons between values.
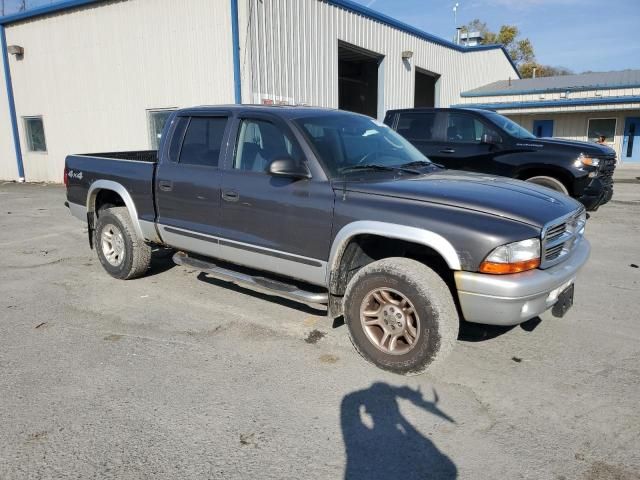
101;223;126;267
360;288;420;355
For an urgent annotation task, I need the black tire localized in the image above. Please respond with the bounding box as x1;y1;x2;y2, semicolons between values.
343;257;459;375
94;206;151;280
525;175;569;195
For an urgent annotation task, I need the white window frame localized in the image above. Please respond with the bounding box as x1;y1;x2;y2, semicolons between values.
147;108;177;149
586;117;617;145
23;116;47;153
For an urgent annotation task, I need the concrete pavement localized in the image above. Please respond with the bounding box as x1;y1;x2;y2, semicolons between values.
0;183;639;479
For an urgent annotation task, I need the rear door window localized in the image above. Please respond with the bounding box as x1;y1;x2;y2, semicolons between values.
395;112;438;141
179;117;228;167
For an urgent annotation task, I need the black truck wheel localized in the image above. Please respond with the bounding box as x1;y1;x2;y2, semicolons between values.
525;175;569;195
94;206;151;280
343;257;459;375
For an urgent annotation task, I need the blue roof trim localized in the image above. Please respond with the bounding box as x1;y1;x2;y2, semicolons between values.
326;0;520;78
230;0;242;104
0;0;103;25
1;26;24;179
453;96;640;110
462;83;640;97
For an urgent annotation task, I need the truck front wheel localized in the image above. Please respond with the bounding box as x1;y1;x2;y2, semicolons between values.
343;258;459;375
525;175;569;195
94;206;151;280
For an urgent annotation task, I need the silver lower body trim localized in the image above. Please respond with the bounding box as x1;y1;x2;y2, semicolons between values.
455;237;590;326
67;201;87;221
158;224;328;286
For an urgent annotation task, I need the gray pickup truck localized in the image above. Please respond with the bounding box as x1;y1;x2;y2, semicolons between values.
65;105;590;375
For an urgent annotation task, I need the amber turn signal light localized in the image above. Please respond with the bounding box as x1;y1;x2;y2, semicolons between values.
479;258;541;274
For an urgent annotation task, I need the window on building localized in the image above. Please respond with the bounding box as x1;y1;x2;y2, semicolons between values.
396;112;437;141
587;118;616;144
148;109;176;150
178;116;228;167
233;119;301;172
24;117;47;152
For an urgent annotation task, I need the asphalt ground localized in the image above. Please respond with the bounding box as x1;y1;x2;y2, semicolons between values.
1;182;639;479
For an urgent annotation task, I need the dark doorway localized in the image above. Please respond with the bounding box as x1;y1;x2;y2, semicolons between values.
414;68;440;108
338;42;383;118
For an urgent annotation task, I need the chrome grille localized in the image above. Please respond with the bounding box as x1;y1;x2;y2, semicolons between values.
545;224;566;243
540;209;586;268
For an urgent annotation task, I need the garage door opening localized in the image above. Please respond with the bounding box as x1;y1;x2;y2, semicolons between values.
338;42;384;118
414;68;440;108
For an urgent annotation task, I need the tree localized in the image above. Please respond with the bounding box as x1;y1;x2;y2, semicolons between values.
462;19;571;78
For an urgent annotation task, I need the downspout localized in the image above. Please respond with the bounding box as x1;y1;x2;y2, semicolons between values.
0;25;25;181
230;0;242;104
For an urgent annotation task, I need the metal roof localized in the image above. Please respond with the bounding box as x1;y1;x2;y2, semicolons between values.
462;69;640;97
453;95;640;111
0;0;519;77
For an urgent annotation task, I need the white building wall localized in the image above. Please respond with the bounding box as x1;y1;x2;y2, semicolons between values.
506;110;640;163
461;86;640;105
0;46;18;180
239;0;517;115
3;0;235;182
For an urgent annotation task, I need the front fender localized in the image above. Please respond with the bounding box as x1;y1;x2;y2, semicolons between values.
327;220;462;285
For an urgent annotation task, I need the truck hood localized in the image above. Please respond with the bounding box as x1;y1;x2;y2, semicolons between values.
528;137;616;156
340;170;583;228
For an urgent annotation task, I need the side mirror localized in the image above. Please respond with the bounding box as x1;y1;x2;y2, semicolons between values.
481;133;502;145
267;157;311;179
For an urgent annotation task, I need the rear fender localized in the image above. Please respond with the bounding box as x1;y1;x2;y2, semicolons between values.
87;180;148;241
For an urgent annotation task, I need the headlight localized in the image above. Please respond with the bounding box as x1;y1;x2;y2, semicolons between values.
577;210;587;234
479;238;541;274
577;153;600;167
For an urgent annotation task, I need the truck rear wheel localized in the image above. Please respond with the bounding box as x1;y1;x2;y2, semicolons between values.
94;206;151;280
525;175;569;195
343;258;459;375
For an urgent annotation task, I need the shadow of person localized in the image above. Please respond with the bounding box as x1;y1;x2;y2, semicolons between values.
341;383;457;480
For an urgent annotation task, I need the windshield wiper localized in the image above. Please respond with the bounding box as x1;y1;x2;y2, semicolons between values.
339;164;420;175
399;160;445;169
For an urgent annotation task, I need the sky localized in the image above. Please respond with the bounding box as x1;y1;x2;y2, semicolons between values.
2;0;639;73
353;0;640;73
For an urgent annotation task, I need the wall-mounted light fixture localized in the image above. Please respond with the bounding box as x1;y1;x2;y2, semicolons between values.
7;45;24;57
401;50;413;60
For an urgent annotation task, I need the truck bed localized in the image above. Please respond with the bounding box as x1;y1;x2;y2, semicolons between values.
65;151;158;225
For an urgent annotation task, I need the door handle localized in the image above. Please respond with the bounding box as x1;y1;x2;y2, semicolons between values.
439;148;456;154
158;180;173;192
222;190;239;202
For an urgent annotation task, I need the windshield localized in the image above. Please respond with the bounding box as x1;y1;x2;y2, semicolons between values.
483;111;536;140
293;113;431;177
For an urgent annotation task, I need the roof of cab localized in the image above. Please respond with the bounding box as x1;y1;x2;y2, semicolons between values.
178;104;363;120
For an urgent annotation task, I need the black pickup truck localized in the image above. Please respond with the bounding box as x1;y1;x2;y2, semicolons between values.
65;105;590;375
384;107;616;210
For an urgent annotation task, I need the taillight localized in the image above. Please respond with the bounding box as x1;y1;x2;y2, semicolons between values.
63;166;68;187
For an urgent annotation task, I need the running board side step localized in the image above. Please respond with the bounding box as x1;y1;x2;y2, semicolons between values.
173;252;328;307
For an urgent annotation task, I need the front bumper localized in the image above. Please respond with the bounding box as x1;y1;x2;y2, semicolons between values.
455;237;591;326
577;176;614;211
